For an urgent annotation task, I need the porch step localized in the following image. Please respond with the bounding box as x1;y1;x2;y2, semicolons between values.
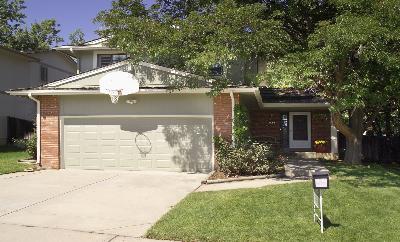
284;159;328;179
286;152;338;160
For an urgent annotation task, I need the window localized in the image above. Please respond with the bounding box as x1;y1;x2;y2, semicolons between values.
40;66;48;83
97;54;128;68
209;64;223;76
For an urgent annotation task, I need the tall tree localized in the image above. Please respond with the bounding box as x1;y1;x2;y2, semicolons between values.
95;0;291;92
96;0;400;163
265;0;400;163
10;19;63;51
0;0;63;51
69;28;85;46
0;0;25;45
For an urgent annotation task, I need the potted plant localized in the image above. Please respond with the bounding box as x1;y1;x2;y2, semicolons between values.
314;140;328;153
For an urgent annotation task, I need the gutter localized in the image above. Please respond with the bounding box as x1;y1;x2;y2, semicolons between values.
28;93;40;165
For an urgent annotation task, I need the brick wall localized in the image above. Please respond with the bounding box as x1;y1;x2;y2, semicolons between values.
213;93;239;140
311;111;331;153
38;96;60;169
249;110;281;147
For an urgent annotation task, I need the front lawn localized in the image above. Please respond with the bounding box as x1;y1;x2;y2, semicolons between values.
147;162;400;241
0;146;32;175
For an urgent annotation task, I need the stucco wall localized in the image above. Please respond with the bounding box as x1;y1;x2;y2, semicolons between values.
59;94;213;117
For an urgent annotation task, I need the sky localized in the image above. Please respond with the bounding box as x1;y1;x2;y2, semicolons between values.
24;0;154;46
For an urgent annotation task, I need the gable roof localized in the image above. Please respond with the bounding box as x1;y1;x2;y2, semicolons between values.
0;46;40;61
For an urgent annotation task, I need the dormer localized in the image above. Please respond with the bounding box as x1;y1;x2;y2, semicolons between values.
54;38;128;73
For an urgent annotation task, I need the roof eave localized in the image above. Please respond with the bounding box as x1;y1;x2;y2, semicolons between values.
7;87;257;96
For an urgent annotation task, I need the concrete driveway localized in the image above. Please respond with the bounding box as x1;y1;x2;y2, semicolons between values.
0;170;206;242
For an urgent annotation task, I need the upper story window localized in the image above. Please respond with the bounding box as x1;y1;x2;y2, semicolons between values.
97;54;128;68
209;63;223;76
40;66;48;83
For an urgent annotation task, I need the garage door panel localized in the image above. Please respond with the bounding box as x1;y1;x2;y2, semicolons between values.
63;117;212;172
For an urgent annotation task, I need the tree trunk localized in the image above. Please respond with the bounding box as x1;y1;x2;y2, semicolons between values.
332;108;364;164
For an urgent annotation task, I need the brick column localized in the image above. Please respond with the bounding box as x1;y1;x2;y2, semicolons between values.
38;96;60;169
311;111;331;153
213;93;239;141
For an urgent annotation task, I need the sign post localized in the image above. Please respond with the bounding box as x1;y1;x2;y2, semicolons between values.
312;170;329;233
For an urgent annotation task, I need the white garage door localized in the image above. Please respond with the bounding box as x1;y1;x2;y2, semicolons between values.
63;117;213;172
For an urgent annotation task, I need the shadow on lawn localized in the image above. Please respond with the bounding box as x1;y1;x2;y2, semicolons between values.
321;160;400;188
0;145;24;153
323;215;340;230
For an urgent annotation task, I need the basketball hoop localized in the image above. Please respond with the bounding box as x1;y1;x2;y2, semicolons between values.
108;90;122;104
99;71;139;104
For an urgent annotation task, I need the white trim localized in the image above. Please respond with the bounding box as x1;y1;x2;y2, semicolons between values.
7;87;257;96
331;117;338;154
28;93;40;165
44;60;201;88
289;112;311;149
263;103;330;108
45;61;128;87
61;115;213;119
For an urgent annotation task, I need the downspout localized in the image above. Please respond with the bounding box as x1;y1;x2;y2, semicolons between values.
230;91;235;146
28;93;40;165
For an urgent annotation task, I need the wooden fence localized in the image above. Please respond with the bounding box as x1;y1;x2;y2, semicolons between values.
338;133;400;163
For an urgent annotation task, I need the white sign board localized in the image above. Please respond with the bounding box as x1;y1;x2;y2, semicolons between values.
314;178;328;188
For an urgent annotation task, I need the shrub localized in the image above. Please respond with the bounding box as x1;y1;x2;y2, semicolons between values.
233;104;250;147
13;133;37;159
214;136;284;176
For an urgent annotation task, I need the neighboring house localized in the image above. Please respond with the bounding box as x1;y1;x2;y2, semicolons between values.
0;46;76;145
7;38;337;172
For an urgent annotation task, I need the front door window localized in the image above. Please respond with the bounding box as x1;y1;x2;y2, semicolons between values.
289;112;311;149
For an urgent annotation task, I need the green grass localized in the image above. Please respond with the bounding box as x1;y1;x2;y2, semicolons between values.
0;146;31;175
147;161;400;241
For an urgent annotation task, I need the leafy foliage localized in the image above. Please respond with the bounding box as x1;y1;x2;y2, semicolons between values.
0;0;63;51
13;133;37;159
233;104;250;147
214;136;284;176
95;0;291;93
0;0;25;45
69;28;85;46
10;19;63;51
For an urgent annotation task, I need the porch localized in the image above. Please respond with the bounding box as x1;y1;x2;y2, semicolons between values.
240;87;338;158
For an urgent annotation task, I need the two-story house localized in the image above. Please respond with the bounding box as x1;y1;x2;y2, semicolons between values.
0;46;76;145
8;38;337;171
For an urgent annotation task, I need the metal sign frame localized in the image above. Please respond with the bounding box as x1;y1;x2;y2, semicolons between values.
313;189;324;233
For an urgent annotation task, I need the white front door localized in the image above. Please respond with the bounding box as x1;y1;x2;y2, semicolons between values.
289;112;311;149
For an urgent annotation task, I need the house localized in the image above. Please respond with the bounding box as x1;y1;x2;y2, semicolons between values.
7;38;337;172
0;46;76;145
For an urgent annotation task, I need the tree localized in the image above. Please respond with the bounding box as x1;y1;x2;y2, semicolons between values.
96;0;400;164
69;28;85;46
0;0;63;51
10;19;63;51
95;0;291;93
265;0;400;163
0;0;25;45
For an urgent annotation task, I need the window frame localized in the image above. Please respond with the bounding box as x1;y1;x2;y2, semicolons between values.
40;66;48;83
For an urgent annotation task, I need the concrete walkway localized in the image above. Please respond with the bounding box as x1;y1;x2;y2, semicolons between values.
196;177;307;192
197;159;328;192
0;170;206;242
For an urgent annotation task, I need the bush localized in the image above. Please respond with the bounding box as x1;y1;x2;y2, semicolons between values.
233;104;250;147
13;133;37;159
214;136;284;177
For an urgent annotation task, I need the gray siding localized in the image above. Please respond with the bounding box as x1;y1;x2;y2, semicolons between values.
60;94;213;116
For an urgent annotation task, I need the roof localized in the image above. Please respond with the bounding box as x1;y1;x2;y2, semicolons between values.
0;46;40;61
259;87;326;103
53;37;112;55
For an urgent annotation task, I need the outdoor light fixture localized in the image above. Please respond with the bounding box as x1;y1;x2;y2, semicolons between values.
312;170;330;233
